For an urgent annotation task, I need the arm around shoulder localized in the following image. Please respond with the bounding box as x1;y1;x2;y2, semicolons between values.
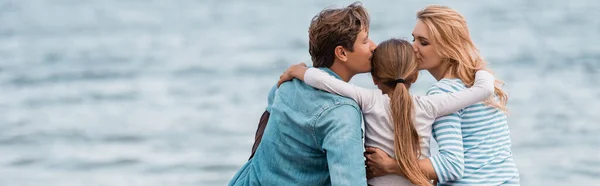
420;71;496;117
304;68;378;112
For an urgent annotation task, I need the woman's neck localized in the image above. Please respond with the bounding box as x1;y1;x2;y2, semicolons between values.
381;86;393;95
427;62;456;81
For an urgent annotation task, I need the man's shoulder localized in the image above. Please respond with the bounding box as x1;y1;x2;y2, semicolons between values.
277;80;360;113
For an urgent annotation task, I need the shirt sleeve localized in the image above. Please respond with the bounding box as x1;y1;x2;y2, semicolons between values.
427;88;465;183
304;68;378;112
418;70;495;118
314;104;367;186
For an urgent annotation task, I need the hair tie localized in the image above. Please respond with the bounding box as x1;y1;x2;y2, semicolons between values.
384;78;406;87
393;78;405;84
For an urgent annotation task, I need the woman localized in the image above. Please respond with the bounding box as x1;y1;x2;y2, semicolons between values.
365;5;520;185
278;39;495;185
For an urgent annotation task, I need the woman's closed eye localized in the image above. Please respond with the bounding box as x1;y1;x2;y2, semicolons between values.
412;38;428;46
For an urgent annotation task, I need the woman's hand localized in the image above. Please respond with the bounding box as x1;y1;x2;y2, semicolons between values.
277;63;308;87
365;147;403;179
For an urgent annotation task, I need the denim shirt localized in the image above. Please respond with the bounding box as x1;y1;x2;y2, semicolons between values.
229;68;366;186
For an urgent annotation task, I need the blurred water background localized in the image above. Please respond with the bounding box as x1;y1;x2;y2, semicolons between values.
1;0;599;185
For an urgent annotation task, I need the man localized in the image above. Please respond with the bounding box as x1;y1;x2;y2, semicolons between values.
229;2;376;185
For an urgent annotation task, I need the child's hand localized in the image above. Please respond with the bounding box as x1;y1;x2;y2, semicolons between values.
277;63;308;87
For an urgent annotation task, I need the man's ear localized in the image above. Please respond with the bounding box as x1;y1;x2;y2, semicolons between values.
334;46;348;62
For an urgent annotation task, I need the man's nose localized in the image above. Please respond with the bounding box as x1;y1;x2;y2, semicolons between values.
369;40;376;51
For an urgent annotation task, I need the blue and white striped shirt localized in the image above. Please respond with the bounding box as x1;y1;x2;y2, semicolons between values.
428;79;520;186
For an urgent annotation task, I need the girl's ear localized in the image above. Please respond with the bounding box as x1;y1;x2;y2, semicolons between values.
408;72;419;84
371;75;379;85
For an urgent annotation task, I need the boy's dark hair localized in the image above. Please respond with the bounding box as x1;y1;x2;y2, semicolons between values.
308;2;370;68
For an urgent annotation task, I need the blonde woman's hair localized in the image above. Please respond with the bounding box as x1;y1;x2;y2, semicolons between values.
417;5;508;111
371;39;431;186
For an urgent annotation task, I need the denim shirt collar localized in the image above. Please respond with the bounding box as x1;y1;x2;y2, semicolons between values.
317;67;344;81
266;67;344;113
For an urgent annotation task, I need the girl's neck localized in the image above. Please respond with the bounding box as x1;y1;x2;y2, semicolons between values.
381;87;393;95
380;84;411;95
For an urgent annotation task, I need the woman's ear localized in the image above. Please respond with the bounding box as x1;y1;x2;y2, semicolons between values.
334;46;348;62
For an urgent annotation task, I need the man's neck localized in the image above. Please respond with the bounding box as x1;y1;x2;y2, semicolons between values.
329;61;355;82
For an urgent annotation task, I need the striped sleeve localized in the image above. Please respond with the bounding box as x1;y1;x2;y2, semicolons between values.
427;86;465;183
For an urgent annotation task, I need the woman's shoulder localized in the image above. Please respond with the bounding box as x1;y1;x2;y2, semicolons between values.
427;78;467;95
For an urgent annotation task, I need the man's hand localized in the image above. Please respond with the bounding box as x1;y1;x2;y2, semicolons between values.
365;147;403;179
277;63;308;87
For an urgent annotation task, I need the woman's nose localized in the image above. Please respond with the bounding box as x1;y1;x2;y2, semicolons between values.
411;43;418;53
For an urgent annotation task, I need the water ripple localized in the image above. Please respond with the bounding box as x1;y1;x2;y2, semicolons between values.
172;66;216;76
9;70;138;86
48;158;141;171
143;163;239;174
7;157;42;167
101;134;146;143
23;91;138;107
